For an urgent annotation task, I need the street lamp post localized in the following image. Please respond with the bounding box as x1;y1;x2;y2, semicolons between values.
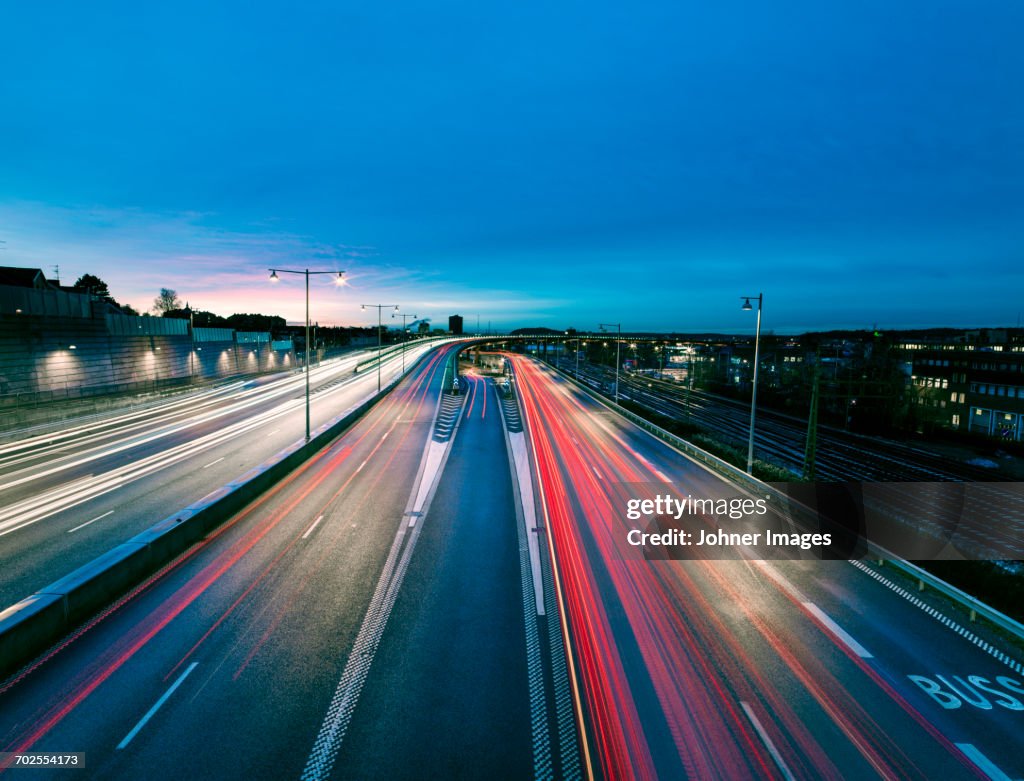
363;303;399;392
740;293;763;474
269;268;345;441
392;312;418;374
184;302;195;383
599;322;622;404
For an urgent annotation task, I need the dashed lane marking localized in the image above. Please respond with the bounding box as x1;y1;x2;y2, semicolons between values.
67;510;113;534
850;560;1024;676
116;663;198;750
741;702;796;781
802;602;873;659
302;515;325;540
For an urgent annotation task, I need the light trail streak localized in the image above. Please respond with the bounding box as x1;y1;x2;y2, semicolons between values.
0;347;455;759
509;355;988;781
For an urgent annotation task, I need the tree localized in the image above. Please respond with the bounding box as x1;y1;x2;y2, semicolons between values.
72;273;115;303
153;288;182;314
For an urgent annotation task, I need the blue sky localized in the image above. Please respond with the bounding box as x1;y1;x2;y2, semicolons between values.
1;0;1021;332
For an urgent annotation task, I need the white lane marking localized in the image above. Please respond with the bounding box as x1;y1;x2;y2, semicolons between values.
265;428;280;437
802;602;873;658
591;466;603;480
381;431;389;440
654;469;672;483
202;457;224;469
355;459;368;474
67;510;113;534
300;368;464;781
302;515;325;539
116;662;198;750
741;702;796;781
849;560;1024;676
955;743;1012;781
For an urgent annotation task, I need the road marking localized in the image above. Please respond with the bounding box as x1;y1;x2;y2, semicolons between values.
300;362;466;781
302;515;325;539
265;428;279;437
741;702;796;781
654;469;672;483
955;743;1012;781
802;602;873;658
381;431;389;440
202;457;224;469
67;510;113;534
591;466;603;480
116;662;198;750
355;459;368;473
849;559;1024;676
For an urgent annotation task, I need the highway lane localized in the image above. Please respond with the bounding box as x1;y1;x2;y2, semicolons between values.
511;355;1023;781
0;344;460;778
0;339;452;608
333;370;537;779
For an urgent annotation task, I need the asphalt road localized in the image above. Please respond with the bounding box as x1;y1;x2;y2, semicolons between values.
0;348;570;780
510;355;1024;781
0;339;451;607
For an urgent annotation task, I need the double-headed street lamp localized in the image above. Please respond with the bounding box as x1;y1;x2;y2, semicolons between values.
362;303;399;392
269;268;345;441
740;293;763;474
599;322;622;404
393;312;418;374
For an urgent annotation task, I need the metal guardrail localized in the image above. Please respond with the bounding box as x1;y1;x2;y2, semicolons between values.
544;360;1024;645
884;558;1024;640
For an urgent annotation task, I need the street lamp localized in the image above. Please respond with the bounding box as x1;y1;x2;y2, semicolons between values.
269;268;345;441
362;303;399;392
599;322;622;404
393;312;418;374
740;293;763;474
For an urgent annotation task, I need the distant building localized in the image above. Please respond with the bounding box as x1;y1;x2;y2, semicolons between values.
449;314;463;335
900;329;1024;441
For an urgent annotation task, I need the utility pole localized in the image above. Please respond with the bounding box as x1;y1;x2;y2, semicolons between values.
599;322;622;404
803;353;821;480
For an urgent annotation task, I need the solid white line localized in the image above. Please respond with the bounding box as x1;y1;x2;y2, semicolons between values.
802;602;873;658
955;743;1012;781
67;510;113;534
202;457;224;469
302;515;325;540
116;662;198;750
741;702;796;781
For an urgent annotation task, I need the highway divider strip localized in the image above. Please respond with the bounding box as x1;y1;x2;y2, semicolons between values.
541;360;1024;647
0;347;440;682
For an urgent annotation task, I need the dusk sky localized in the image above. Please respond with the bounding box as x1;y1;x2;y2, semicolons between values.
1;1;1021;333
